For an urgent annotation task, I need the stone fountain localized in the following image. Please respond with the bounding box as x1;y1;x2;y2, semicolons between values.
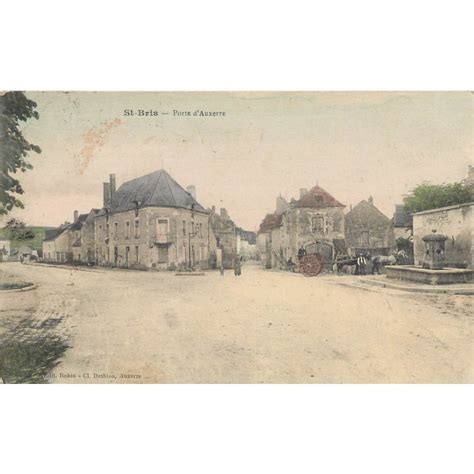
385;229;473;285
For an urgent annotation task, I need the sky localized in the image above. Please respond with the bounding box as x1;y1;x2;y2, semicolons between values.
3;91;473;231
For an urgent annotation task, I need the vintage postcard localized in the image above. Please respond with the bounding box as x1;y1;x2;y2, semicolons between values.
0;91;472;384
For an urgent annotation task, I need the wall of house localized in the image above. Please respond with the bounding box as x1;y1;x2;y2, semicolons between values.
270;227;282;268
43;231;71;263
95;206;210;270
208;211;236;269
71;229;82;262
345;215;394;253
281;207;345;261
257;232;271;268
413;204;473;269
80;213;96;263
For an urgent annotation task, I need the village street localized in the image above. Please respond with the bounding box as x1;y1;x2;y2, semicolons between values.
0;262;472;383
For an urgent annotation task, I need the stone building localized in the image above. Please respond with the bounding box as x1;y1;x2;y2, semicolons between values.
208;207;237;269
345;197;394;256
412;202;474;269
280;185;345;267
43;225;72;263
236;228;257;260
257;213;283;269
69;209;100;264
94;170;211;270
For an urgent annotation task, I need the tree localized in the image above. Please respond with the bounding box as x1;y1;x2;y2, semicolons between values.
403;181;473;214
0;92;41;215
5;218;34;241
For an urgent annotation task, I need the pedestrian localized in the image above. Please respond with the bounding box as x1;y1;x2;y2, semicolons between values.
220;263;225;276
297;246;306;261
234;255;241;276
357;254;367;275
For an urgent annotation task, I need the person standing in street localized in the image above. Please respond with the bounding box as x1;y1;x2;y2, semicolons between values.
234;255;241;276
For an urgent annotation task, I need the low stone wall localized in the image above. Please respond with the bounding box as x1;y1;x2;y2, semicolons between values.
386;265;473;285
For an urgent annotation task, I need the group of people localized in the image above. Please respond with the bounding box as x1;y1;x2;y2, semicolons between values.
220;254;243;276
286;246;307;272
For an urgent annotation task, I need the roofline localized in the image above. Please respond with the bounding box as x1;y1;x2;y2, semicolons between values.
43;227;69;242
412;201;474;216
97;204;210;218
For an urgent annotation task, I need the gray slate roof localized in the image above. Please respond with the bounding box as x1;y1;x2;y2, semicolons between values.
110;170;207;214
44;226;68;242
346;200;391;224
70;214;88;230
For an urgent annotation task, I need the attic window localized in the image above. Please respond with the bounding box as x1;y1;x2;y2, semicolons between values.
314;195;324;204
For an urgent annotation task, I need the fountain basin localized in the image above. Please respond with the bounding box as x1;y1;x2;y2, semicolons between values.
385;265;473;285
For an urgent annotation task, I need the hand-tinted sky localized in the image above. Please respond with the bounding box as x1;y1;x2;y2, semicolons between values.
5;91;473;230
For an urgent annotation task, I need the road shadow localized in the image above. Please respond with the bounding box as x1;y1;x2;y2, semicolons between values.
0;316;69;384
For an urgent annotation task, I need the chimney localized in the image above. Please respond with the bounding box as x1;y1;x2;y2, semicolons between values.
368;196;374;205
186;185;196;200
110;174;116;202
299;188;308;199
276;195;288;215
73;210;79;223
103;182;111;208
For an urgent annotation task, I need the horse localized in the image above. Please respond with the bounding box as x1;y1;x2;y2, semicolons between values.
371;250;406;274
334;254;358;275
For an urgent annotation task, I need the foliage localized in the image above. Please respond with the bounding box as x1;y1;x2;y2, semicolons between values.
0;226;52;250
403;182;473;214
0;92;41;215
4;218;34;241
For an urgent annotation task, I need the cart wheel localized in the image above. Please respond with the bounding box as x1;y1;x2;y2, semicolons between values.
299;254;323;277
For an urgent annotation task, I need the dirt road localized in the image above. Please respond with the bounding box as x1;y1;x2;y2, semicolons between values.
0;262;472;383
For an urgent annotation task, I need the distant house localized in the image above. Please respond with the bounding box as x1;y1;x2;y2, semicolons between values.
236;227;257;260
208;207;237;269
412;202;474;269
345;197;394;256
69;209;100;264
43;225;71;263
257;212;283;269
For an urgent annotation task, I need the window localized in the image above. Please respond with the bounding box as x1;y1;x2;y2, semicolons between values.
182;220;186;236
106;223;109;239
125;221;130;239
157;219;169;236
312;216;325;233
114;222;118;238
135;246;139;263
98;225;102;239
134;219;140;238
191;222;195;234
107;247;110;262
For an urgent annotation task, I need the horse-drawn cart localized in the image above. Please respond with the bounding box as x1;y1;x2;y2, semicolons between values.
296;241;334;277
